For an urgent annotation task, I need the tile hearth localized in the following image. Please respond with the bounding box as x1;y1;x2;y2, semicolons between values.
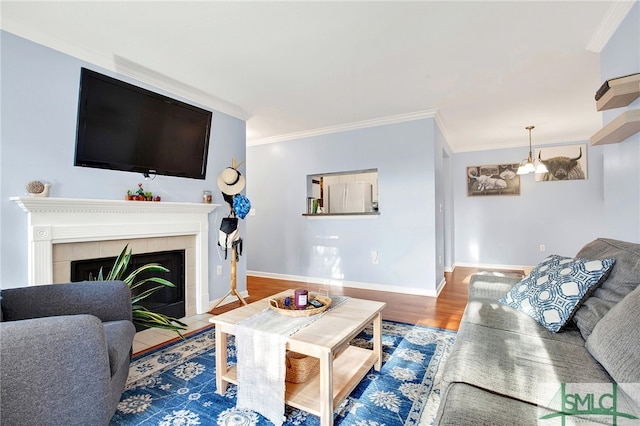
132;313;214;356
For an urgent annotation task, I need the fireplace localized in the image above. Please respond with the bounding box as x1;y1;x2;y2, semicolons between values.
11;197;218;315
71;250;186;329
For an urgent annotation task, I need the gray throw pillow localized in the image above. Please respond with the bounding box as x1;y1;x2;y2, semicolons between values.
586;284;640;384
573;238;640;340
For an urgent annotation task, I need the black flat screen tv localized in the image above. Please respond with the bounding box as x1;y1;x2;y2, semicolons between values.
74;68;212;180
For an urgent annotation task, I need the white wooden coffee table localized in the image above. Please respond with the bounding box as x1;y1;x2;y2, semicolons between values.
210;290;386;426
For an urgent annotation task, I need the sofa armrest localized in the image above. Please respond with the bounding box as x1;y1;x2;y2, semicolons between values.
1;280;132;323
0;315;113;425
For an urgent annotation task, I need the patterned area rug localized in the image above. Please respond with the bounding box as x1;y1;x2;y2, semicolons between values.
110;320;456;426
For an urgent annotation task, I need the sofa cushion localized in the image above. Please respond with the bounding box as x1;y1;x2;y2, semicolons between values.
499;255;615;333
586;284;640;384
573;238;640;340
462;299;587;346
442;321;612;408
435;382;539;425
467;274;519;300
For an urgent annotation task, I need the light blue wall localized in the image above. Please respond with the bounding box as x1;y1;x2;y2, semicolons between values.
454;3;640;267
244;4;639;288
246;118;453;294
599;1;640;242
0;31;247;297
454;143;607;266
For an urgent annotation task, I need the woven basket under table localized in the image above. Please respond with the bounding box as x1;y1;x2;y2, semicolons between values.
285;351;319;383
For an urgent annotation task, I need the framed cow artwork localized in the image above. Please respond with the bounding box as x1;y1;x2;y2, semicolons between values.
467;163;520;196
534;144;587;182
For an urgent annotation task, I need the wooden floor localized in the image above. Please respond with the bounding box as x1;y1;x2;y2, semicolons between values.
210;266;492;331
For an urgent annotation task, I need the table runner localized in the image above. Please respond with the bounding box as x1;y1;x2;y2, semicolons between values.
235;294;348;426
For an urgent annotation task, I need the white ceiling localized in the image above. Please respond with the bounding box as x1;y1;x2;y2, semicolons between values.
1;1;636;152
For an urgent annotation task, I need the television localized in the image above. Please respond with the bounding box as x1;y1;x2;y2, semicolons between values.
74;68;212;180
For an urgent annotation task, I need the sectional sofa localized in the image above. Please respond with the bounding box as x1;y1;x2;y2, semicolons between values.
435;238;640;424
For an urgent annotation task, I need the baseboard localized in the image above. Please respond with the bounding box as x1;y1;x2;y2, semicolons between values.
247;270;440;298
435;276;447;296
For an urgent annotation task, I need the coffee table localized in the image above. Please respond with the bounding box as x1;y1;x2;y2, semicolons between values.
210;290;386;426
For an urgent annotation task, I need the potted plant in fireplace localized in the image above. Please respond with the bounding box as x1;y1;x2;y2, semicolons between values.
93;244;188;337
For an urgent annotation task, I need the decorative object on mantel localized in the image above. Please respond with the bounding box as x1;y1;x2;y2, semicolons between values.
25;180;51;197
211;158;252;310
125;182;160;201
517;125;548;175
91;244;187;337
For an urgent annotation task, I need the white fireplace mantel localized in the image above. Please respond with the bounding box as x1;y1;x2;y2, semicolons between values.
11;196;219;314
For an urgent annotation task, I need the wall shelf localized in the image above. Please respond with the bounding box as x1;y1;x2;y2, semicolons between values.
591;109;640;146
596;74;640;111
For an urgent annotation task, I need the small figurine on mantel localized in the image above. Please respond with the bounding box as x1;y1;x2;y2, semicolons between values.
26;180;51;197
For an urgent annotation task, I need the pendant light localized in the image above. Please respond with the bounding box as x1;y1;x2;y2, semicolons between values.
517;125;548;175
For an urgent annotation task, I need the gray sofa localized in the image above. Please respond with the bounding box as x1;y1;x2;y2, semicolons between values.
0;280;136;426
435;238;640;424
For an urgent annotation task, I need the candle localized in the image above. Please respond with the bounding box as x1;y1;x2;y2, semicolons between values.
294;289;308;309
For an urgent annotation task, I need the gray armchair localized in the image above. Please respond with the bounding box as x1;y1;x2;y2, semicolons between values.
0;280;136;426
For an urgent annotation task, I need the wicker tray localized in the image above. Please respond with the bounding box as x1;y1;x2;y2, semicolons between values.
269;293;332;317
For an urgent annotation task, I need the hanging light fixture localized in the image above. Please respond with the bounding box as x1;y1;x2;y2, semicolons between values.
517;125;548;175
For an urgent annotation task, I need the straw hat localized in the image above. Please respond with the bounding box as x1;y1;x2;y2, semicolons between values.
217;167;245;195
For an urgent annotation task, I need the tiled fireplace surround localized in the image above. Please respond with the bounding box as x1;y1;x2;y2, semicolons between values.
12;197;219;316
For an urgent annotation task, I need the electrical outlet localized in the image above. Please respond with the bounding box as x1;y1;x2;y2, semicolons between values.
216;265;222;275
540;244;546;252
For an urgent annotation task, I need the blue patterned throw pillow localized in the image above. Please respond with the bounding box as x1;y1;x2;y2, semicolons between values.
499;255;615;333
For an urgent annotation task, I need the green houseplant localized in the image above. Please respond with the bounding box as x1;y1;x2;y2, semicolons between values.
94;244;188;337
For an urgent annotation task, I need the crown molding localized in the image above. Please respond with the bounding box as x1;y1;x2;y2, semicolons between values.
0;25;250;120
113;56;251;120
451;133;595;154
586;0;637;53
247;109;439;146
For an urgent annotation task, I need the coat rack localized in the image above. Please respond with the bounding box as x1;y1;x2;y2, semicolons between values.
211;158;248;310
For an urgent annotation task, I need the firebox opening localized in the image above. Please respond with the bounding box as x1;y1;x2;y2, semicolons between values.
71;250;185;331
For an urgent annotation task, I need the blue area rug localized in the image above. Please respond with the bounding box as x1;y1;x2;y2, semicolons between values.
110;321;456;426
